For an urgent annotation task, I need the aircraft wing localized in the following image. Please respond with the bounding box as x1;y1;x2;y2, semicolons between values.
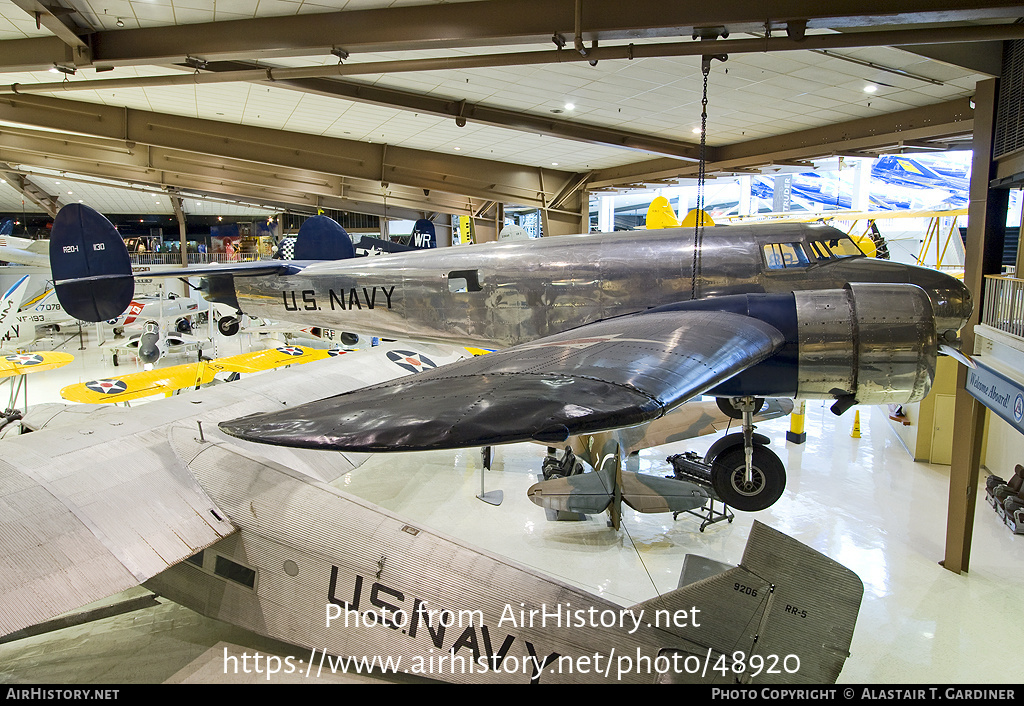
0;245;48;267
0;351;74;378
0;421;236;637
61;345;338;403
220;309;786;452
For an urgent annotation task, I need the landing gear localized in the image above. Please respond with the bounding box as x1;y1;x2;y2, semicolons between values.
709;445;786;511
217;316;241;336
707;396;786;512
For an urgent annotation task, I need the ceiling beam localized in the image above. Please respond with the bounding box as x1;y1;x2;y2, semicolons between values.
587;98;974;187
65;0;1024;68
198;61;703;162
0;122;553;219
0;162;59;215
7;0;91;65
0;94;577;210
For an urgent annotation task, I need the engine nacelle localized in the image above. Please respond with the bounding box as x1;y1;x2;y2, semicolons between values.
793;283;936;406
685;283;937;409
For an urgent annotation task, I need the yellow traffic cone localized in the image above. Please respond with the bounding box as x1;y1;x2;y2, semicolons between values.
851;410;862;438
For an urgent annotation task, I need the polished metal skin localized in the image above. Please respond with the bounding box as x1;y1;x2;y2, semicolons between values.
793;283;936;405
231;223;971;349
46;206;972;456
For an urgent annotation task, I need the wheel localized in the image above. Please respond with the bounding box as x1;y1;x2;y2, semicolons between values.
218;316;241;336
112;352;119;367
709;445;786;512
715;397;765;420
176;318;192;334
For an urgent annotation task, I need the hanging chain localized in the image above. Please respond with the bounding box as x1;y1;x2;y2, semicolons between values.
692;60;711;300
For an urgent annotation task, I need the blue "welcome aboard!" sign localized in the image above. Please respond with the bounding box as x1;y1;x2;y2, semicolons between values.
967;359;1024;433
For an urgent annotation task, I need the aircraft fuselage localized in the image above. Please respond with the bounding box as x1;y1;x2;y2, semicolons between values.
231;224;970;350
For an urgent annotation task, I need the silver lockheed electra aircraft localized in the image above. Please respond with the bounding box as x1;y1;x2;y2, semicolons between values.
49;204;972;513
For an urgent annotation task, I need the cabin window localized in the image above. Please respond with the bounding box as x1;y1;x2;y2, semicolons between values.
214;555;257;589
762;242;810;269
809;237;866;260
448;269;482;293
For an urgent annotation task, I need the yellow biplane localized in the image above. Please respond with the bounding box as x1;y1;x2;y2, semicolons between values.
61;345;352;404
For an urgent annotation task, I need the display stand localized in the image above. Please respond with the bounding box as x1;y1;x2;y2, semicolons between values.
675;497;734;532
476;446;502;506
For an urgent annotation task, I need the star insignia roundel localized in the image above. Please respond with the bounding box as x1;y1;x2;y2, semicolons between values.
275;346;304;356
387;349;437;374
5;354;43;365
85;379;129;395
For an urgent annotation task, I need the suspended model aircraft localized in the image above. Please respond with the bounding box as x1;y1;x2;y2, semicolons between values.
49;204;972;513
0;342;864;684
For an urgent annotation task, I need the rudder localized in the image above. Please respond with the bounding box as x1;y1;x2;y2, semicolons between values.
50;204;134;322
632;521;862;684
293;215;355;261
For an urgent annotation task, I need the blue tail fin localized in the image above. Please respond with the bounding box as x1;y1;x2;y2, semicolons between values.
49;204;134;322
293;215;355;261
411;219;436;249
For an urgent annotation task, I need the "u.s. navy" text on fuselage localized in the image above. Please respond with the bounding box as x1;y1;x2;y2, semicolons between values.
283;286;396;313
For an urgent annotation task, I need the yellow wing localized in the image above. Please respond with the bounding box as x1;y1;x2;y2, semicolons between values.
61;346;343;404
207;345;338;373
0;352;74;379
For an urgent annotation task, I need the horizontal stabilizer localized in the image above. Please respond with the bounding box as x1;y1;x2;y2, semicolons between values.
527;471;615;515
220;309;785;452
49;204;134;322
528;470;708;515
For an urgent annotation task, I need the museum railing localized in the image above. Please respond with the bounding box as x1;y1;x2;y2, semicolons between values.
983;274;1024;340
128;252;268;266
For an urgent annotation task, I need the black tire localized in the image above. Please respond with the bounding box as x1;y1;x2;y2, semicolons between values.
176;318;192;334
715;397;765;420
218;316;241;336
710;445;786;512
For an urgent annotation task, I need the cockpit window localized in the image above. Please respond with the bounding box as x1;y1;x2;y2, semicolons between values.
808;236;867;260
762;242;811;269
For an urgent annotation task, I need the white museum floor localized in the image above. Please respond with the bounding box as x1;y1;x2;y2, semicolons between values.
0;323;1020;685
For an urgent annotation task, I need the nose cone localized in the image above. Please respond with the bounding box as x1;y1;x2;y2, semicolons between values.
906;266;973;334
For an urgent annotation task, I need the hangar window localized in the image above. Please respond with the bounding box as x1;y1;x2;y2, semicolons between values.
762;242;810;269
185;550;205;568
214;555;257;589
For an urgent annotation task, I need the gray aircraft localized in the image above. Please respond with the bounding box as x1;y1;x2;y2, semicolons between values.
0;343;863;684
50;204;972;513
